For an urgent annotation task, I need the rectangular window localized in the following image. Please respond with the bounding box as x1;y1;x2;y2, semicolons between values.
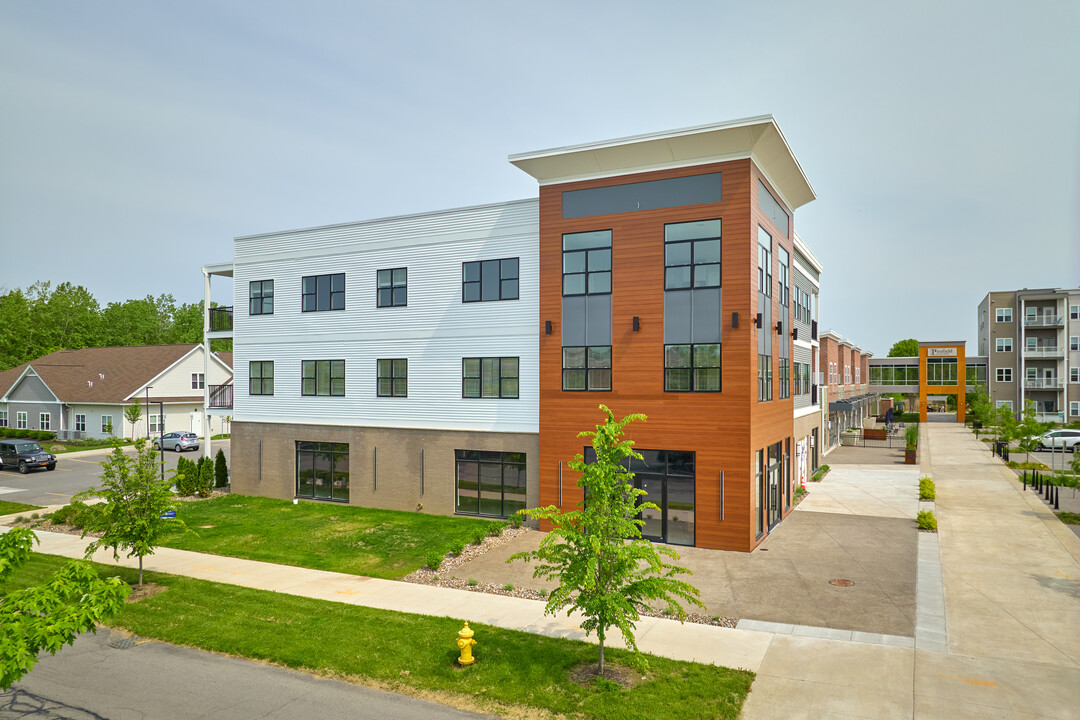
376;267;407;307
562;346;612;391
758;354;772;401
665;344;721;392
966;364;987;384
377;359;408;397
995;307;1012;322
1072;305;1079;320
39;413;51;431
101;415;113;434
926;358;958;386
249;361;274;396
462;357;519;398
302;273;345;312
996;338;1013;352
562;230;611;296
455;450;527;518
191;373;205;390
17;412;27;429
296;441;349;502
75;414;86;432
758;180;789;236
1071;368;1079;383
757;227;772;297
1071;336;1079;351
996;367;1013;382
777;246;789;308
148;414;161;433
996;400;1013;410
562;172;722;219
249;280;274;315
778;359;790;399
463;258;519;302
664;219;721;290
302;360;346;396
1071;401;1079;417
0;410;6;427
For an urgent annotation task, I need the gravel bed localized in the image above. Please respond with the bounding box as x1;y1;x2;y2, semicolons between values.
402;526;739;629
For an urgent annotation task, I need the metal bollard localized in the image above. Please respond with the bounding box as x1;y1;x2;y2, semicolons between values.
1054;485;1060;510
1023;471;1027;491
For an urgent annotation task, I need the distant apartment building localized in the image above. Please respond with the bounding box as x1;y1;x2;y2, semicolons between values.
977;288;1080;423
819;331;874;451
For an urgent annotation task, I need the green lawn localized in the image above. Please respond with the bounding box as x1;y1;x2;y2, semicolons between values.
3;554;754;720
155;495;500;579
0;500;43;516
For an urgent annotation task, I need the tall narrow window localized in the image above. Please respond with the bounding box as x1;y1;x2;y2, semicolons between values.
302;360;346;396
101;415;113;434
462;357;519;398
377;359;408;397
562;346;612;391
302;273;345;312
249;361;274;396
39;413;51;431
463;258;519;302
74;414;86;432
191;373;205;390
249;280;274;315
664;219;721;289
377;268;408;307
562;230;611;296
17;412;28;429
665;344;721;391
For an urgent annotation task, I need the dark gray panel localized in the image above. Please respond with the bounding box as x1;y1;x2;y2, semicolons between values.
585;295;612;346
758;297;772;355
691;288;722;344
563;173;722;219
664;291;693;344
562;295;586;346
757;180;789;237
9;374;58;402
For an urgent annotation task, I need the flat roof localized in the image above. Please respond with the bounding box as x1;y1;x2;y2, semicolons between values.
509;115;815;211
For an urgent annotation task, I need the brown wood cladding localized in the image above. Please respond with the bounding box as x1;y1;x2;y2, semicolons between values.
538;159;797;552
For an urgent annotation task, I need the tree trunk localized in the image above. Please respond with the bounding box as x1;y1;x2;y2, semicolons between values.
138;556;143;586
598;636;605;676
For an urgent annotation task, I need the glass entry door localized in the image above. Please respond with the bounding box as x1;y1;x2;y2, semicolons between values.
767;441;782;530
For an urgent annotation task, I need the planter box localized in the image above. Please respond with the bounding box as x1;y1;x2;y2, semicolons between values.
904;448;917;464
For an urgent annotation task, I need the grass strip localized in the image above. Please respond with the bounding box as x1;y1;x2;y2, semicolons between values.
1056;512;1080;525
153;495;504;580
4;553;753;720
0;500;44;516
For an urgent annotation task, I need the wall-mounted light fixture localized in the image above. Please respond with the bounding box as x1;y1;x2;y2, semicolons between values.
776;321;783;335
792;328;799;341
545;320;552;335
731;312;739;329
754;313;762;329
633;316;640;332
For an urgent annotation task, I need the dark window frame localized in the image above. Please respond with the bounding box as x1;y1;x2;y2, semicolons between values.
249;279;274;315
462;257;520;303
664;343;721;392
663;219;721;291
302;273;345;312
562;346;612;391
376;267;408;307
462;357;519;399
249;361;274;396
295;441;349;503
454;449;527;519
376;358;408;397
562;230;612;297
302;359;346;397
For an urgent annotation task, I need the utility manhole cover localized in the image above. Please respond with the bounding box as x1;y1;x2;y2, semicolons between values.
108;636;139;650
829;579;855;587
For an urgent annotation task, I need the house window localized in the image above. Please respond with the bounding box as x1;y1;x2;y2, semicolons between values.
302;273;345;312
191;373;205;390
665;344;720;392
455;450;527;518
996;368;1012;382
462;357;519;398
463;258;519;302
17;412;27;429
296;441;349;502
855;366;860;384
249;361;274;396
376;268;407;307
758;355;772;401
1071;368;1079;383
302;360;346;396
562;230;611;296
757;228;772;297
996;400;1013;410
995;308;1012;322
926;358;958;386
101;415;113;434
39;413;51;431
377;359;408;397
1071;401;1079;417
663;219;721;290
562;347;611;391
777;246;789;308
148;414;161;433
249;280;274;315
1071;305;1079;320
996;338;1013;352
75;414;86;432
0;410;6;427
1071;336;1079;351
779;359;790;399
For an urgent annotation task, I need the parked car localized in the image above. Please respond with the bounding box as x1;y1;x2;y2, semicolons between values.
1037;429;1080;452
152;432;200;452
0;440;57;473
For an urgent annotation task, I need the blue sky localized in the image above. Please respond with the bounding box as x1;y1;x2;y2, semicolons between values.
1;1;1077;355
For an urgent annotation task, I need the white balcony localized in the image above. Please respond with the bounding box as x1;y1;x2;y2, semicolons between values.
1024;378;1064;389
1024;315;1064;328
1023;346;1063;358
1035;412;1065;423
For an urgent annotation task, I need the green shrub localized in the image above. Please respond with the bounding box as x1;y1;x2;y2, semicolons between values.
502;583;514;591
919;476;936;500
214;449;229;488
905;425;919;449
470;527;488;545
175;457;199;497
196;457;214;497
916;510;937;531
449;539;466;555
487;520;506;537
50;500;105;530
467;577;479;586
424;549;444;570
900;413;920;423
508;511;524;529
811;464;830;482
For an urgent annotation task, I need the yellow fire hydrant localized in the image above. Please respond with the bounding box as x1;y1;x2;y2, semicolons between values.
456;622;477;666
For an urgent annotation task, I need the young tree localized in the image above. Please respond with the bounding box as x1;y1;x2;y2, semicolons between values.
967;381;993;436
1016;399;1045;466
887;338;919;357
214;449;229;488
75;440;180;585
123;403;143;439
510;405;702;675
996;403;1019;450
0;527;130;690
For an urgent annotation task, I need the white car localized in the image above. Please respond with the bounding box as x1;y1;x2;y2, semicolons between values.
1037;429;1080;452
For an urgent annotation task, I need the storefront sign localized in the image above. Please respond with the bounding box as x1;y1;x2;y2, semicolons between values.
927;347;957;357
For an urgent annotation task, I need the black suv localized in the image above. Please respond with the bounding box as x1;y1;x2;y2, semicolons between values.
0;440;57;474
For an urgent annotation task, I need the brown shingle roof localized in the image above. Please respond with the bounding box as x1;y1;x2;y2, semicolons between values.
0;345;222;404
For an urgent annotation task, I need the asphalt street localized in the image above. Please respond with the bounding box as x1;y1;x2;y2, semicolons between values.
0;442;231;508
0;629;494;720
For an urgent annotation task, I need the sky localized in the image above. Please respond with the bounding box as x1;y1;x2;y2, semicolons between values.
1;0;1078;356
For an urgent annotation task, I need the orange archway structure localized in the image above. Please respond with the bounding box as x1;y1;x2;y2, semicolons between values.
918;341;966;423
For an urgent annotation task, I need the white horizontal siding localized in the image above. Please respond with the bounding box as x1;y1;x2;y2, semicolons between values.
231;200;539;433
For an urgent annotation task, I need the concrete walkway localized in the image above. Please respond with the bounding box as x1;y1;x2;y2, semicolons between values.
4;425;1079;717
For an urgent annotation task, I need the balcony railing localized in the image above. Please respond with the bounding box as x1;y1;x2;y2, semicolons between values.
1024;378;1064;389
1023;346;1062;358
1035;411;1064;423
208;384;233;409
208;306;234;333
1024;315;1063;328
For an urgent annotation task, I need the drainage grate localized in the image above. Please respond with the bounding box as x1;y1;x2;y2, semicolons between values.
828;579;855;587
108;636;139;650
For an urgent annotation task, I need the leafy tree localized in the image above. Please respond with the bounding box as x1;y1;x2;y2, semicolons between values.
0;527;130;690
887;338;919;357
124;403;143;439
1016;399;1046;465
215;449;229;488
510;406;703;675
967;381;993;436
996;403;1019;447
75;440;181;585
